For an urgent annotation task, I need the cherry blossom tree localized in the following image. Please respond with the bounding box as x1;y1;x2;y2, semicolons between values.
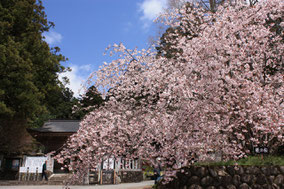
56;0;283;183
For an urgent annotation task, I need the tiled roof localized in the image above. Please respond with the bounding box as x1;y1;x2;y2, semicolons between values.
29;120;80;133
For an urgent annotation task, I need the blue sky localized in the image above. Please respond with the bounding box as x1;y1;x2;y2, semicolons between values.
42;0;168;97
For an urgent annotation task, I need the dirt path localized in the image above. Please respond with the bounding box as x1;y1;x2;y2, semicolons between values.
0;180;154;189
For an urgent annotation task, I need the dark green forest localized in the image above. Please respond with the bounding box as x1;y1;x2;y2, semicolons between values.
0;0;103;154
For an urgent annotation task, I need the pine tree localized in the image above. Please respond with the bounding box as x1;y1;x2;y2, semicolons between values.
0;0;67;153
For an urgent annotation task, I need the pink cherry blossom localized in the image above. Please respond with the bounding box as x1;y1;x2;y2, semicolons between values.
56;0;283;183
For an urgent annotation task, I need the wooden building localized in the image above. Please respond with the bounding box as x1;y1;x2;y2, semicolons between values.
27;120;80;154
27;120;79;173
26;120;143;184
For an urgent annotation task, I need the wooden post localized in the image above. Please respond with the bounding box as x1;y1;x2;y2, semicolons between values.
23;170;26;181
100;170;103;185
113;170;116;184
35;168;37;181
27;167;30;181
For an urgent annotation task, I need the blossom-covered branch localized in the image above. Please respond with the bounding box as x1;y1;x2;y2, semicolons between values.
56;0;283;183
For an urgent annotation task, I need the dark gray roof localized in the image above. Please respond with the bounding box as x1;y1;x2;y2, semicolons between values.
29;120;80;133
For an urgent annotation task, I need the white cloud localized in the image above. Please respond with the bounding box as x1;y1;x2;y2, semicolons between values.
139;0;168;29
59;64;93;97
139;0;168;21
43;31;63;45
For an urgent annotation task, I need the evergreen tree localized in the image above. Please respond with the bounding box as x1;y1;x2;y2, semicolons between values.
73;86;104;119
0;0;68;153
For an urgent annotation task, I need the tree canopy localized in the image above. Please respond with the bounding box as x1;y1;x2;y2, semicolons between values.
72;86;104;120
0;0;70;153
56;0;283;183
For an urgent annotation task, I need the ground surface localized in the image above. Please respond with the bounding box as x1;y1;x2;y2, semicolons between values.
0;180;154;189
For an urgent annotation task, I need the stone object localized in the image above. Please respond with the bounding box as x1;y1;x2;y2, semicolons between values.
189;176;200;185
239;183;250;189
157;166;284;189
189;184;202;189
274;174;284;185
227;185;237;189
200;176;213;186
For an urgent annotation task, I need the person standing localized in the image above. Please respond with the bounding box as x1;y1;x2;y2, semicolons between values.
42;160;48;181
154;163;162;184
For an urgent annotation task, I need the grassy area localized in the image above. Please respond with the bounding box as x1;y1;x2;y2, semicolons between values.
195;155;284;166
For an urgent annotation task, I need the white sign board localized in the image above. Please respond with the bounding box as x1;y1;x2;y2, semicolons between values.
25;157;47;168
29;167;41;173
23;156;47;173
19;167;27;173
